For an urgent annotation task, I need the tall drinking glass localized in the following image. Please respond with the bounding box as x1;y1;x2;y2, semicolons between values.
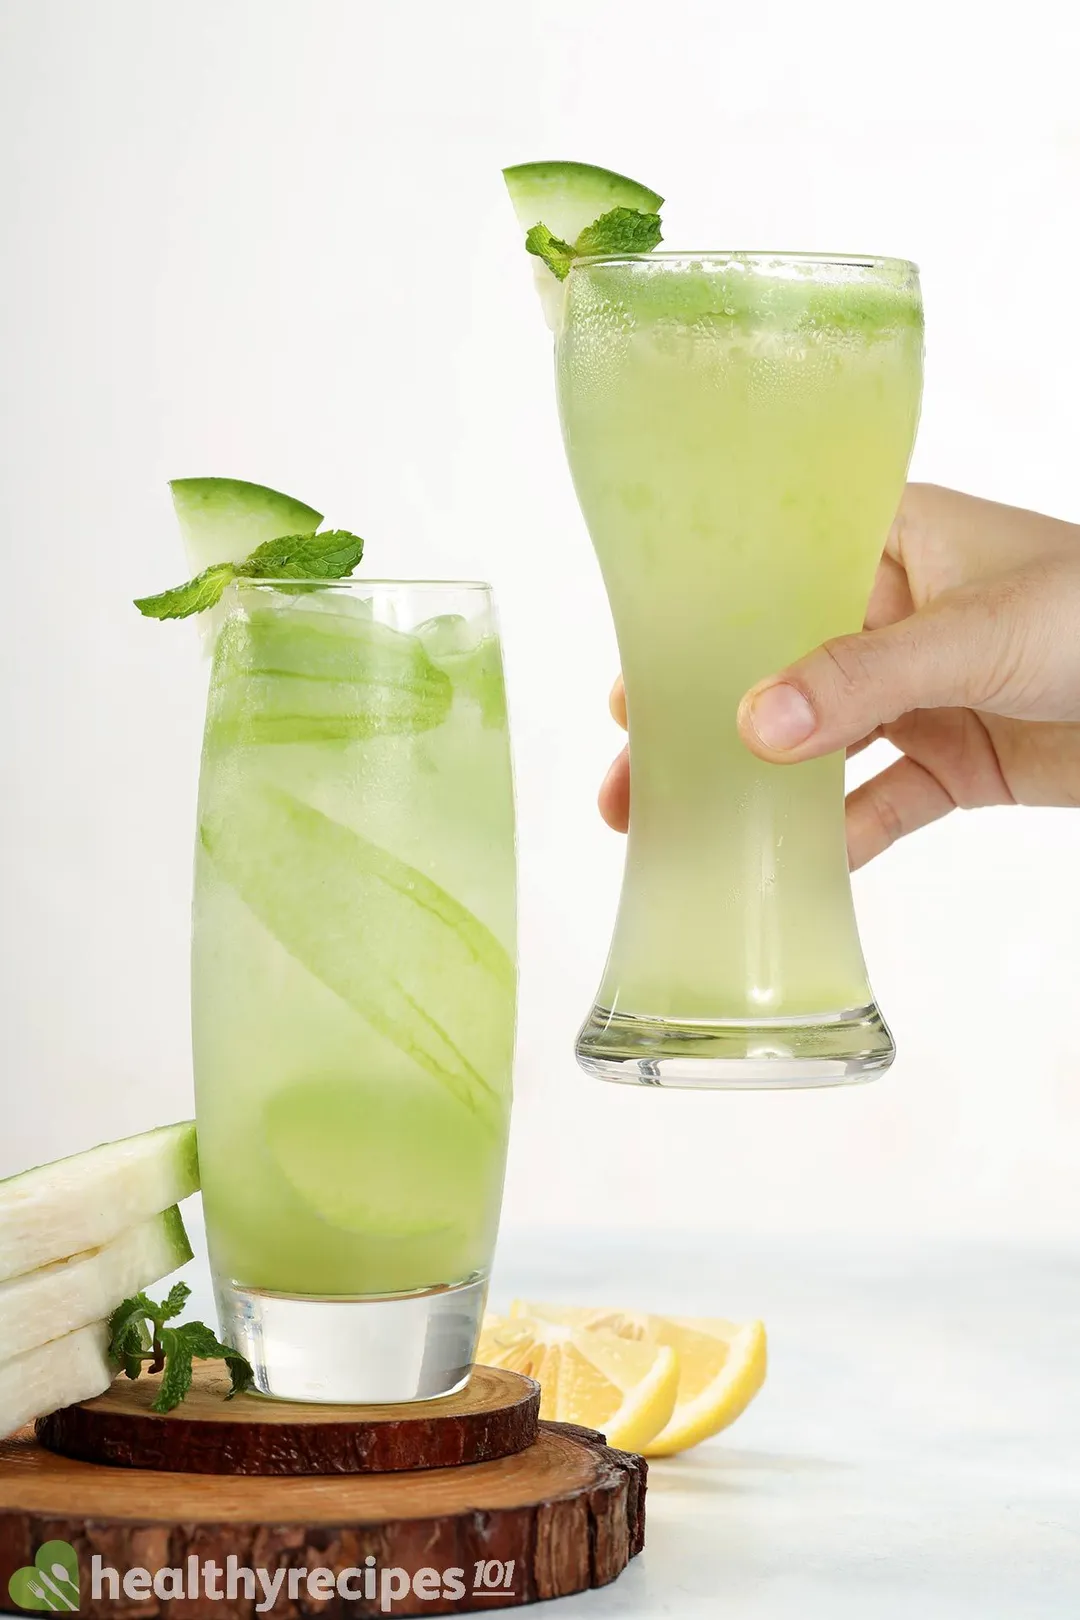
191;580;516;1399
557;253;923;1087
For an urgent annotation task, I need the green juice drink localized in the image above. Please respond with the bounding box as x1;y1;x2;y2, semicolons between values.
191;580;516;1396
556;253;923;1083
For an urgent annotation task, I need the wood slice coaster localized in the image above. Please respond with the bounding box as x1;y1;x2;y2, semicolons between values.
0;1420;646;1616
36;1364;540;1476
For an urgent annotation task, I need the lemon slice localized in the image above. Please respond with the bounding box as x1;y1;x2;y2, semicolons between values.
507;1300;767;1457
477;1312;679;1453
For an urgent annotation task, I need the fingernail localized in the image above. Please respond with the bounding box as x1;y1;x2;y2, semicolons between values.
746;683;816;751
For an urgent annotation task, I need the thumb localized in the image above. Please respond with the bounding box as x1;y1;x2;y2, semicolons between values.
736;590;1011;761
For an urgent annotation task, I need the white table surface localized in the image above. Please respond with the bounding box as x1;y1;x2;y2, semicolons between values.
488;1231;1080;1619
5;1229;1076;1618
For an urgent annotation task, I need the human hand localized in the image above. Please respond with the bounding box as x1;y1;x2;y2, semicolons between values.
599;484;1080;868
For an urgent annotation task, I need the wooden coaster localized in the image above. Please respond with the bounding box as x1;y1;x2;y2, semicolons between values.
36;1363;539;1476
0;1420;646;1616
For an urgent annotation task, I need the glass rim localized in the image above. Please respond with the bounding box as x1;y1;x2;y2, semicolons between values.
571;250;919;274
232;577;494;592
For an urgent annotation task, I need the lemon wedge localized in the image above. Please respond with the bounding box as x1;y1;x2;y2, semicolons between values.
505;1300;767;1457
477;1310;679;1453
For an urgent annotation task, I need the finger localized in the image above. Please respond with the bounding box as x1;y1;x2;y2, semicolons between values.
882;706;1013;811
599;745;630;833
892;482;1080;588
736;585;1017;764
845;754;956;870
846;726;885;760
863;551;914;631
609;676;627;730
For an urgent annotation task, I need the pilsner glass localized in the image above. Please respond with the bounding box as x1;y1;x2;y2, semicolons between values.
557;253;923;1087
191;580;516;1399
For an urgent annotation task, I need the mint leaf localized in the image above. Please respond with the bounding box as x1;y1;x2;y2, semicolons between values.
120;1341;146;1381
223;1349;256;1399
574;206;663;259
152;1325;194;1414
239;529;365;580
107;1293;156;1376
108;1287;256;1413
525;204;663;282
174;1321;225;1359
135;522;366;623
134;562;236;621
159;1280;191;1322
173;1322;256;1399
112;1318;150;1381
525;223;576;281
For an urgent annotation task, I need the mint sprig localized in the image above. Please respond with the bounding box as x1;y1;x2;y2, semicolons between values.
134;563;239;622
241;529;366;580
134;529;365;621
524;224;576;281
107;1281;255;1413
526;205;663;281
575;207;663;259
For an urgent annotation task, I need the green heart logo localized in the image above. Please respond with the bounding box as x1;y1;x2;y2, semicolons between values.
7;1541;80;1612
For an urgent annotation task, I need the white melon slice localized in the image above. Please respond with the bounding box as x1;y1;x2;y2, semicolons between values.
169;477;323;649
503;160;664;329
0;1123;198;1284
0;1322;113;1437
170;477;323;575
0;1205;192;1364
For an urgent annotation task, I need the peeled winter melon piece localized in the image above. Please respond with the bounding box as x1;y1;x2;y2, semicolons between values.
0;1123;198;1284
0;1205;192;1364
503;160;663;244
0;1322;113;1437
170;477;324;651
503;160;664;329
170;477;323;575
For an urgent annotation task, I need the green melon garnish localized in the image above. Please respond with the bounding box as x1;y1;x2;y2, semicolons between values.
503;160;664;329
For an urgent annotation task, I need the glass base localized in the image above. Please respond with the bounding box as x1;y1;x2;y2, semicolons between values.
215;1273;488;1403
575;1001;894;1090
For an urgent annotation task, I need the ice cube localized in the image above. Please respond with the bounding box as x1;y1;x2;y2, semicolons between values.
415;613;484;659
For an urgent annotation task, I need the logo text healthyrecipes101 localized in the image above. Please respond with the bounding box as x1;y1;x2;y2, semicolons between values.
9;1552;520;1613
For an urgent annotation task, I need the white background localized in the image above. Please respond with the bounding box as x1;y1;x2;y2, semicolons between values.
2;0;1079;1242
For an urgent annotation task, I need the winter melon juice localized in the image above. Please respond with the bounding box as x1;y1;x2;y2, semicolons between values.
192;583;516;1313
557;254;923;1036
